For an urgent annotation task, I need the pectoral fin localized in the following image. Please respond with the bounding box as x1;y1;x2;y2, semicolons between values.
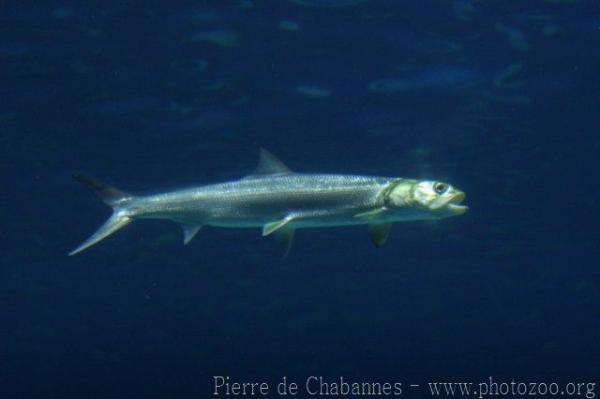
368;222;392;247
181;224;203;245
274;228;295;257
354;207;387;219
262;216;294;236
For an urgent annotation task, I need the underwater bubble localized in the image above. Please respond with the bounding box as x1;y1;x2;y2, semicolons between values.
51;7;74;18
86;28;103;38
296;85;331;97
0;112;16;124
185;11;221;22
278;20;301;31
292;0;367;7
0;42;32;57
480;90;531;105
453;0;475;21
368;79;409;93
205;79;237;93
494;62;524;89
88;96;162;116
189;30;240;48
171;58;209;74
369;66;481;93
237;0;254;8
541;24;561;36
71;59;94;74
495;23;530;51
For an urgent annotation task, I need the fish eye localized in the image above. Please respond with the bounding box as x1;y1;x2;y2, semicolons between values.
434;182;448;195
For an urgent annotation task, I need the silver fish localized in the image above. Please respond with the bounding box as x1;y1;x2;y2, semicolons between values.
69;149;468;256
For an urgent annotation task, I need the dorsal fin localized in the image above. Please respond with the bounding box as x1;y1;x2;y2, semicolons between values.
248;148;293;177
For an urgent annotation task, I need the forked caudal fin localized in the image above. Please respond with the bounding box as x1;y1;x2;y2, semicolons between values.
69;175;134;256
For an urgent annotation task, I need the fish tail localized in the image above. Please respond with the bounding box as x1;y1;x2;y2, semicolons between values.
69;175;135;256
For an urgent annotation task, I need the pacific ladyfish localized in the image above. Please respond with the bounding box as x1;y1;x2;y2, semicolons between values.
69;149;468;256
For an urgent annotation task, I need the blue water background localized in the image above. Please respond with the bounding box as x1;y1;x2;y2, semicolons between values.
1;1;599;397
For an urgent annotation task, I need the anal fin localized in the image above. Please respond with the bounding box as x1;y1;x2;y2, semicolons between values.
274;228;295;257
368;222;392;248
181;224;203;245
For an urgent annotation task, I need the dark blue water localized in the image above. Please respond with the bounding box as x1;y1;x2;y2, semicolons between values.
2;1;599;398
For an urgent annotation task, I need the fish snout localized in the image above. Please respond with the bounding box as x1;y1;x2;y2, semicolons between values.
446;190;468;214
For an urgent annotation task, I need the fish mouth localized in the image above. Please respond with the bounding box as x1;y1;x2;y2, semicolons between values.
446;191;468;214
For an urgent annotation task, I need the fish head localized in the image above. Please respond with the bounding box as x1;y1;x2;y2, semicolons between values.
388;179;468;218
